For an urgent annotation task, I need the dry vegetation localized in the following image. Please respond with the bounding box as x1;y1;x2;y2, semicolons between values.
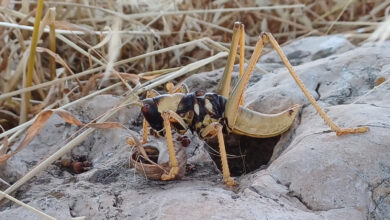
0;0;389;217
0;0;389;131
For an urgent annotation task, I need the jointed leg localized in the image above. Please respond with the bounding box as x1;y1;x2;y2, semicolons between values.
239;23;245;106
264;33;368;135
224;30;368;135
142;119;149;144
161;111;180;180
224;34;265;129
201;122;237;186
216;22;245;98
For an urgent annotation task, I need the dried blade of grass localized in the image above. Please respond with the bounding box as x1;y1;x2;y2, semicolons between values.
315;1;348;22
56;33;104;66
88;26;112;66
101;17;122;88
326;0;356;34
359;0;390;21
20;0;29;38
122;5;305;19
0;191;55;220
0;21;173;36
138;67;181;77
82;0;96;27
8;7;52;119
254;12;324;35
0;125;9;155
0;109;84;165
136;51;228;94
345;33;372;39
0;38;209;101
1;13;29;52
213;41;256;51
48;8;56;80
29;85;58;114
23;0;44;123
0;82;122;148
369;16;390;42
352;77;390;104
90;27;112;50
0;177;10;187
0;125;10;188
314;21;381;26
81;72;139;96
35;47;83;89
4;48;29;97
189;16;233;34
204;38;268;74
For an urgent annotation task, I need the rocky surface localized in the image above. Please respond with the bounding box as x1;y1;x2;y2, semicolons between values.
1;36;390;219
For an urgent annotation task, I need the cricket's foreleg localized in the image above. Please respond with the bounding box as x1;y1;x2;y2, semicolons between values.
142;119;149;144
201;122;237;186
161;111;180;181
264;33;368;135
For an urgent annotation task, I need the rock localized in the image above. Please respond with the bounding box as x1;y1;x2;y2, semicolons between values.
259;35;355;67
1;36;390;219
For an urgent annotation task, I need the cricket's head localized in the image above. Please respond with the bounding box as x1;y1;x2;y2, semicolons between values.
141;93;185;132
141;98;164;131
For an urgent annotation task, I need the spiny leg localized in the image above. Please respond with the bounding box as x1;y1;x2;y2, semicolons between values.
201;122;237;186
264;33;368;135
161;111;180;180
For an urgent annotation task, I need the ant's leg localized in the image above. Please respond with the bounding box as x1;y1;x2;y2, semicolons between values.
264;33;368;135
216;22;244;98
201;122;237;186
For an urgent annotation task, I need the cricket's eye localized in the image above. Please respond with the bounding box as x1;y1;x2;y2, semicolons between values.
142;104;150;113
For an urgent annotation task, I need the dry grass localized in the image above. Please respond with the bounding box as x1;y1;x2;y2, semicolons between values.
0;0;389;216
0;0;389;132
